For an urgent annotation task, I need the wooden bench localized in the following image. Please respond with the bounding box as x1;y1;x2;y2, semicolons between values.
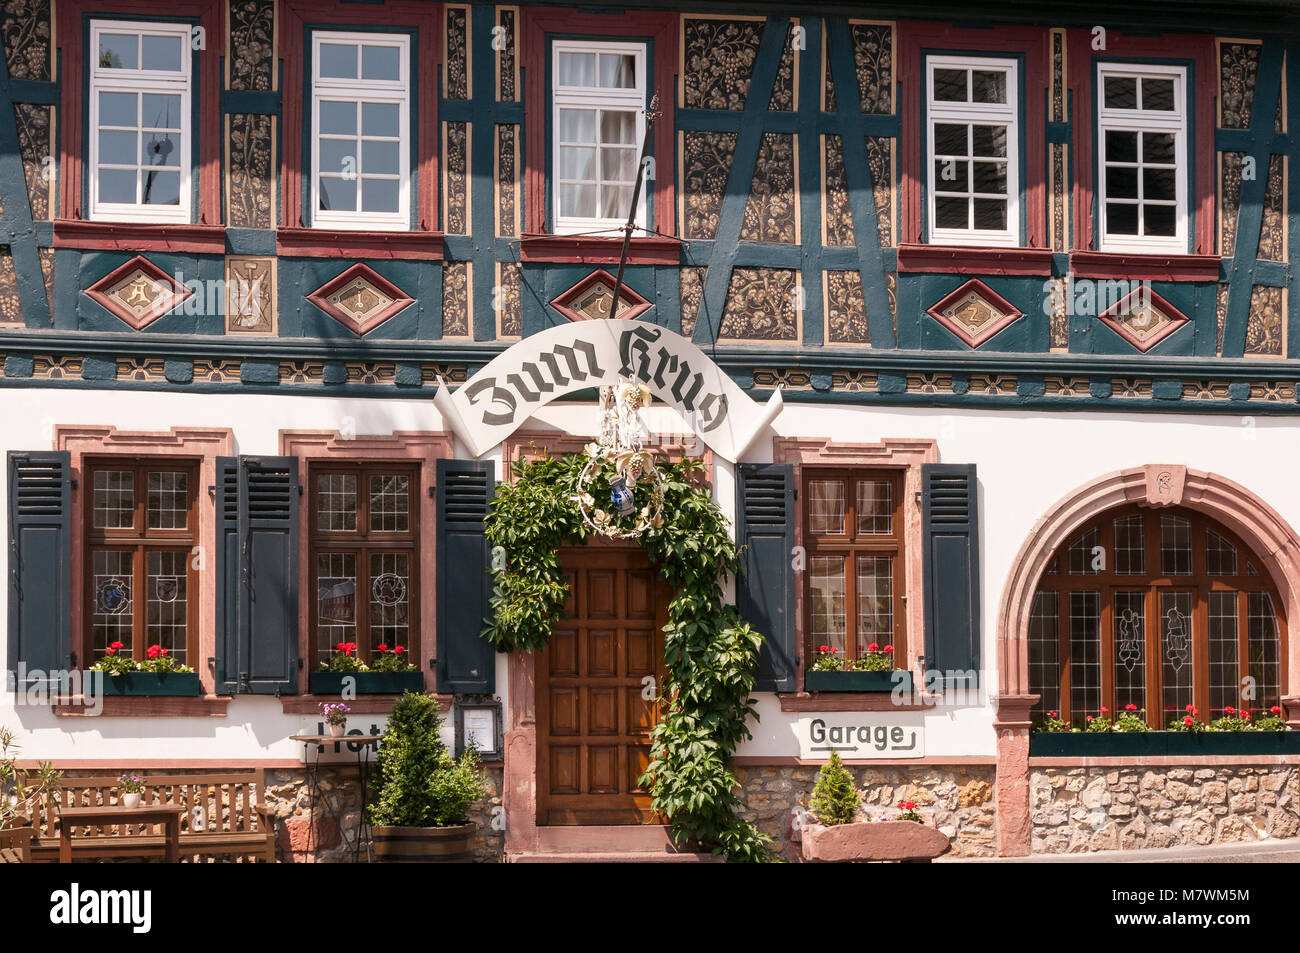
0;826;35;862
26;769;277;863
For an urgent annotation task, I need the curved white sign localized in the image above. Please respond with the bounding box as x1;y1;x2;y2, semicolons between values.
433;320;783;462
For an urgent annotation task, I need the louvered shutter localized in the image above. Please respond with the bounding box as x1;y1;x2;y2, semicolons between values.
213;457;240;694
238;457;299;694
736;463;797;692
921;463;981;678
6;452;72;686
436;459;495;694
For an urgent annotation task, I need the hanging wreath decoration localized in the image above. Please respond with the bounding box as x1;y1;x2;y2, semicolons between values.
483;441;774;862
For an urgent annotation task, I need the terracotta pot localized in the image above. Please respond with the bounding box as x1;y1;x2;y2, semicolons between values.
802;820;950;863
122;793;142;809
372;823;476;862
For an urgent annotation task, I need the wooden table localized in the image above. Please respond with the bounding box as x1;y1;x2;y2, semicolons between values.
291;733;379;862
57;804;185;863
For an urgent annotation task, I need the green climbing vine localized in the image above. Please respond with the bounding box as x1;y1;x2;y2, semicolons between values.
483;452;773;862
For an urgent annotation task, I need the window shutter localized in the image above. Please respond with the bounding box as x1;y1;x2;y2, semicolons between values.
921;463;981;677
213;457;240;694
436;458;495;694
6;452;72;686
736;463;796;692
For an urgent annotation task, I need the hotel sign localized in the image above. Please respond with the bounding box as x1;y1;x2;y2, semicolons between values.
433;320;784;463
797;714;926;759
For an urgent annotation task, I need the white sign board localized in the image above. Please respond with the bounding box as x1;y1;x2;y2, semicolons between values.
796;713;926;759
434;319;784;462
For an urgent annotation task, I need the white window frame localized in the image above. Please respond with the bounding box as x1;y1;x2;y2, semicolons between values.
925;54;1020;248
311;30;411;231
551;39;648;236
1096;62;1188;254
88;19;192;224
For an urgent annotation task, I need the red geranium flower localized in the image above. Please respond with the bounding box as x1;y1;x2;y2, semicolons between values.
883;645;895;653
1086;715;1094;721
1184;716;1194;727
160;648;168;656
376;644;388;653
867;643;880;652
105;647;116;656
1185;704;1197;714
110;641;124;650
1099;707;1109;714
1048;710;1058;718
1125;704;1138;711
1271;706;1282;714
1225;706;1236;714
1242;711;1251;720
147;645;161;659
818;645;828;653
394;646;405;654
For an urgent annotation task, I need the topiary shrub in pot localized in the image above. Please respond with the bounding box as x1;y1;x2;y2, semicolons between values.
369;692;486;862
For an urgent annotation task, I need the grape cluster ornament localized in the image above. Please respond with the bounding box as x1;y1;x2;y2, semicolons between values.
574;381;665;540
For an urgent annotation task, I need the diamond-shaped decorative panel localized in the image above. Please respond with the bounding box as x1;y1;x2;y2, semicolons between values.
306;263;414;335
1098;286;1188;352
84;255;192;330
549;269;652;322
925;279;1023;348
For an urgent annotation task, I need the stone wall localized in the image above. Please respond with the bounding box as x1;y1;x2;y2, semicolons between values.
265;765;505;862
735;764;997;860
1030;765;1300;853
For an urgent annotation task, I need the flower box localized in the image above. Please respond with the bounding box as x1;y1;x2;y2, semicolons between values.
1029;730;1300;757
805;670;912;693
801;820;950;862
91;672;201;696
309;671;424;696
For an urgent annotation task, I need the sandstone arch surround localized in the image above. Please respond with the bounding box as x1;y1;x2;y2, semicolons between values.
991;464;1300;855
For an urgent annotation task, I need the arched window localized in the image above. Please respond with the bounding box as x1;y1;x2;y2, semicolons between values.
1029;505;1286;728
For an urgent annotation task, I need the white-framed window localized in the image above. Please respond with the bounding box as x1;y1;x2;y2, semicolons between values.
1096;63;1187;254
88;20;192;223
311;31;411;231
551;39;647;236
926;55;1019;247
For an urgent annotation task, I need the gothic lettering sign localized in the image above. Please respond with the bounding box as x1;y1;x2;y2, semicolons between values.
797;714;926;760
433;320;784;462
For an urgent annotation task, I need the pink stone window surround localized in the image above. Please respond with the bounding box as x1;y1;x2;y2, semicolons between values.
55;426;233;699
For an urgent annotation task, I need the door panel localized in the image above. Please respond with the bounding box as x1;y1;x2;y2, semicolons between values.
536;546;669;825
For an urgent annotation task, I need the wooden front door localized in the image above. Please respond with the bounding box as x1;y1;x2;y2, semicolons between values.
536;546;670;825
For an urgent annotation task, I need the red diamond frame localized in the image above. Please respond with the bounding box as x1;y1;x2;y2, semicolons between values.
925;278;1024;348
549;268;652;322
84;255;193;331
306;263;415;335
1097;285;1188;353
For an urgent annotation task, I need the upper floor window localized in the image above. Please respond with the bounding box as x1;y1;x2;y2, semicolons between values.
311;31;411;231
89;20;192;223
926;55;1019;247
552;39;647;236
805;469;906;667
1096;63;1187;254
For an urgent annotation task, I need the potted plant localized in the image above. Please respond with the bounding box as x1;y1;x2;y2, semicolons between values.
118;773;145;809
369;692;486;862
0;727;61;831
805;643;912;693
309;642;424;695
88;643;200;696
320;702;350;738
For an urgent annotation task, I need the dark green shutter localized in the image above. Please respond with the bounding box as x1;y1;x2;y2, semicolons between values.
736;463;796;692
7;452;72;686
214;456;299;695
436;459;495;694
921;463;981;678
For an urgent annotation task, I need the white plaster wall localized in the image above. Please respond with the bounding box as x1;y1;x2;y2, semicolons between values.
1;388;1296;762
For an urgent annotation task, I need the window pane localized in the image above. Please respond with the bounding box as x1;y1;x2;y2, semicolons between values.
810;556;847;655
600;184;634;219
1206;530;1238;576
1143;167;1176;202
971;69;1006;104
973;198;1006;230
1028;590;1059;716
558;52;596;87
319;101;357;136
92;550;134;656
99;33;138;70
319;138;355;175
856;554;893;646
146;471;188;530
932;123;968;156
599;110;636;145
972;161;1007;195
141;94;181;130
318;176;356;212
319;42;358;79
370;552;411;655
317;552;357;661
856;479;892;535
1106;165;1138;199
1142;132;1176;164
935;196;968;229
808;480;846;534
146;550;187;661
601;146;636;182
1106;202;1138;235
94;470;135;529
1144;204;1176;236
1068;527;1099;574
1114;514;1145;574
1113;591;1145;713
98;169;137;204
559;146;596;181
933;68;967;101
141;34;182;72
558;108;596;143
98;130;137;166
369;474;410;532
142;170;180;205
1105;130;1137;163
362;44;400;81
1141;77;1175;111
317;473;358;532
559;183;597;218
1160;514;1192;575
1208;591;1239;717
1104;76;1137;109
1160;590;1195;720
972;125;1007;158
599;53;637;88
361;177;400;214
99;91;138;127
1069;591;1101;721
1248;592;1280;711
362;102;400;138
142;132;179;168
934;158;969;192
362;139;400;176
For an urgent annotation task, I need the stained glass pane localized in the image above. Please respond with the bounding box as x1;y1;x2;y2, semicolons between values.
1208;591;1239;717
1160;515;1193;575
317;473;358;532
809;556;846;655
92;550;134;657
1068;527;1100;574
1069;591;1101;722
146;471;188;530
1248;592;1280;712
93;470;135;529
855;480;892;535
1028;590;1059;715
316;552;357;662
1113;514;1145;574
855;555;893;646
1160;591;1195;720
1206;530;1238;576
146;550;187;661
369;474;410;533
369;552;411;655
808;480;846;535
1113;591;1145;713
